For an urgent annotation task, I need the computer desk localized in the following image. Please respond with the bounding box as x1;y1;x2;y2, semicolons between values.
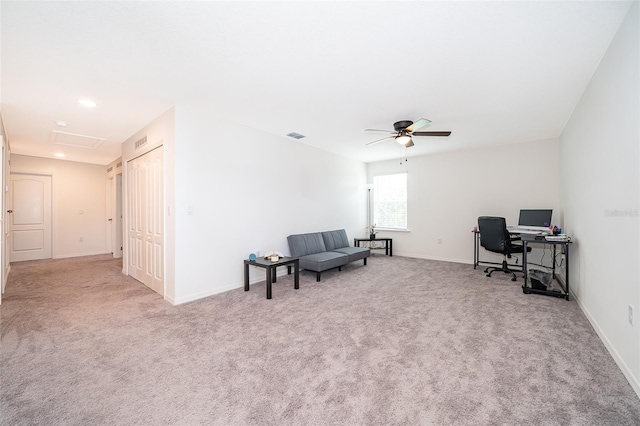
520;234;572;301
472;230;571;301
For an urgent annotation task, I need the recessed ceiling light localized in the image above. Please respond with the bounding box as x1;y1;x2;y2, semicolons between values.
54;152;66;158
78;98;97;108
55;120;68;127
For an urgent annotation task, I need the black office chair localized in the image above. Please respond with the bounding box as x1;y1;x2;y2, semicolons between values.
477;216;531;281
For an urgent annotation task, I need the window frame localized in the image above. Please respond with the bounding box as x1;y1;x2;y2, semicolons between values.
372;172;408;231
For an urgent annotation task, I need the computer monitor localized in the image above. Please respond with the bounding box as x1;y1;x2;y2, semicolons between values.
518;209;553;231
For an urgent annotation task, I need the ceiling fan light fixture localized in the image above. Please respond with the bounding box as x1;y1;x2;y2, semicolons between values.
78;98;97;108
396;133;412;146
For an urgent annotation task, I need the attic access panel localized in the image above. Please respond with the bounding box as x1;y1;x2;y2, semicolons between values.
49;130;105;149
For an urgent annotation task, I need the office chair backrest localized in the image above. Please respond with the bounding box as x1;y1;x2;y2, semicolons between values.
477;216;510;254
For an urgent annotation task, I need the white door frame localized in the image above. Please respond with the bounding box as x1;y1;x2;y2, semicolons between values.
113;173;123;259
106;177;113;255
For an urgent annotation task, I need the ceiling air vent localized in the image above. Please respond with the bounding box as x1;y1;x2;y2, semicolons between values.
134;136;148;150
286;132;306;140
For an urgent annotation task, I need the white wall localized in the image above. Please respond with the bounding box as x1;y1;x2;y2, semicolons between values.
172;105;367;304
367;138;561;264
10;155;109;258
560;2;639;395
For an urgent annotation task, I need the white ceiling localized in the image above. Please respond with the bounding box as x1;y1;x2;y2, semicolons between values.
0;1;633;165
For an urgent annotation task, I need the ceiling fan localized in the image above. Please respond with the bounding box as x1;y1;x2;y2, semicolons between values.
365;119;451;147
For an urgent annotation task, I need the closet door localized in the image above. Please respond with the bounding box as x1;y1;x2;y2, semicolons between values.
128;157;144;283
144;147;163;294
127;146;163;295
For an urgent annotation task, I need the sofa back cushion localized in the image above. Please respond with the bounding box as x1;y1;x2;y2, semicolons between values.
287;233;327;257
321;229;350;251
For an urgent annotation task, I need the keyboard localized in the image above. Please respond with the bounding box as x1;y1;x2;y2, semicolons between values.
545;235;569;241
508;228;547;235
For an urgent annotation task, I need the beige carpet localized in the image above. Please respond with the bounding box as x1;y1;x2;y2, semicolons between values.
1;254;639;425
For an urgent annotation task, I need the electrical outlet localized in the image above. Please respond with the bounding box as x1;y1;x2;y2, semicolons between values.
79;237;84;242
437;238;442;245
629;305;634;326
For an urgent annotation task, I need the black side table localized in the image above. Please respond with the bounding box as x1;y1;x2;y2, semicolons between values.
354;238;393;256
244;256;299;299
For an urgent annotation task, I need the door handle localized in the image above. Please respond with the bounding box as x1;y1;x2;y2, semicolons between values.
7;210;13;213
108;218;113;221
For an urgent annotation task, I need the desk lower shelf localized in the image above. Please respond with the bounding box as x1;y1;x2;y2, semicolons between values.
523;285;567;299
520;235;572;301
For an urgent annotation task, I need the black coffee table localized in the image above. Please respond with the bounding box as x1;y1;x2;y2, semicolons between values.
244;256;299;299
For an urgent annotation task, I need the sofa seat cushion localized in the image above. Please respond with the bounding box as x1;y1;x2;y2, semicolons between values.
298;251;348;272
332;246;370;263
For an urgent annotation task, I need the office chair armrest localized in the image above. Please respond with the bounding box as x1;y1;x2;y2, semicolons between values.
509;235;522;241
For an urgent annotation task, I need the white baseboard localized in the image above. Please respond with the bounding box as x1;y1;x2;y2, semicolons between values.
172;283;242;305
394;252;472;265
54;251;110;259
574;293;640;399
171;270;290;306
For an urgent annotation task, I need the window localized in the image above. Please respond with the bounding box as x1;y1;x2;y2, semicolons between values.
373;173;407;230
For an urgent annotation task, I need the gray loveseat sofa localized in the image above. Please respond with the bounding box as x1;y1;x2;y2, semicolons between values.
287;229;370;282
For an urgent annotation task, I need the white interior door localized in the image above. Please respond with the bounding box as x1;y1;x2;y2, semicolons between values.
0;138;4;299
127;147;163;295
9;174;52;262
145;149;163;294
128;158;144;283
3;140;11;293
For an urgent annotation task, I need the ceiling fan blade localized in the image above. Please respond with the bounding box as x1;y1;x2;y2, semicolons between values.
365;128;395;134
366;136;394;146
412;131;452;137
405;139;414;148
406;118;431;132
